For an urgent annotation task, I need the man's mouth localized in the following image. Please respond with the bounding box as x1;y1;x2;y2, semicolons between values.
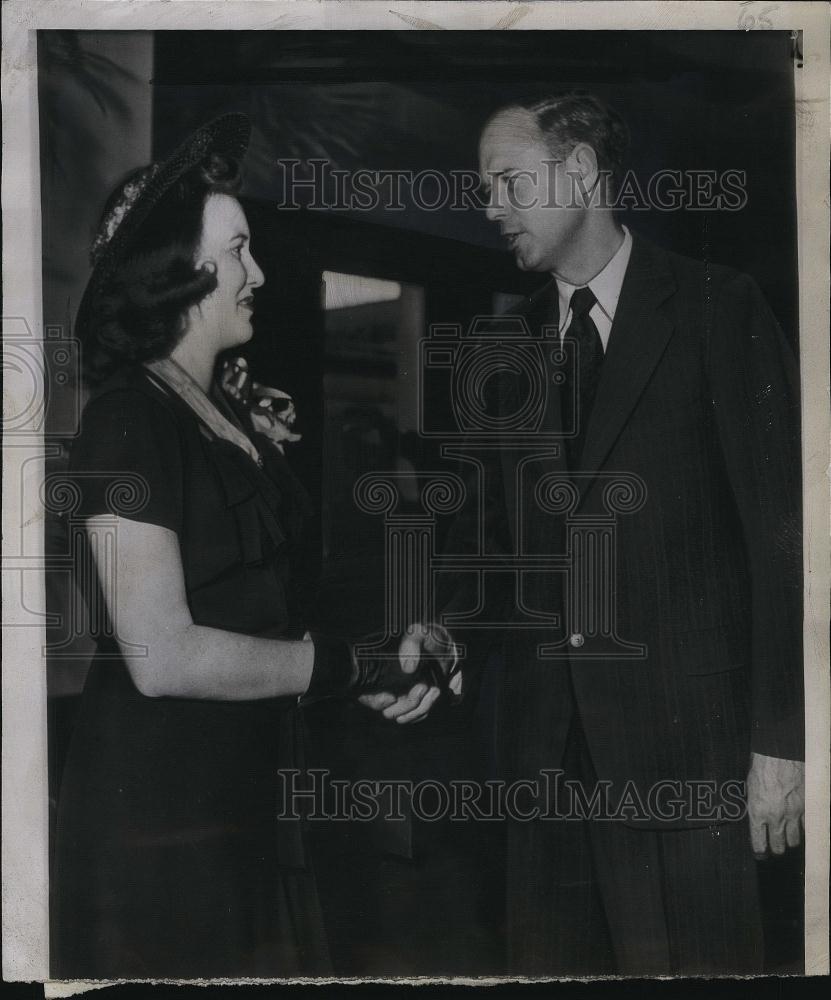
503;232;522;250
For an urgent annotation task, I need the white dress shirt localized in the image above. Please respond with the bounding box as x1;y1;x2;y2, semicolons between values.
555;226;633;352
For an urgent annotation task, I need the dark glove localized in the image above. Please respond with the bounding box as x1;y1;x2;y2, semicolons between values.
301;628;458;703
300;631;356;704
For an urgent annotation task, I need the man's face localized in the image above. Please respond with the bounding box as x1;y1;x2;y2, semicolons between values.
478;107;583;273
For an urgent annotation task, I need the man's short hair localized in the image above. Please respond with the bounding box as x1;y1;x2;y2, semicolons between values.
521;91;629;200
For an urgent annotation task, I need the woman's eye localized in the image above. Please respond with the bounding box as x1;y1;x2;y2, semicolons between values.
231;245;243;258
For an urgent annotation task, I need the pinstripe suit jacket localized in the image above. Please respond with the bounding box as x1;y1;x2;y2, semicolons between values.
440;233;803;826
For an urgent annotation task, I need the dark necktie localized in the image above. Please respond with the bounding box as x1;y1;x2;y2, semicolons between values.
561;286;604;468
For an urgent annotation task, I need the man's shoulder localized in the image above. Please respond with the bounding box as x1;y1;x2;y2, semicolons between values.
629;231;765;305
629;233;779;344
631;232;739;285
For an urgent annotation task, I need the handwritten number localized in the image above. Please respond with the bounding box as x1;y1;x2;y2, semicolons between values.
738;3;778;30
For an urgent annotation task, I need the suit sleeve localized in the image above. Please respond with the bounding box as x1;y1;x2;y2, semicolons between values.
705;271;803;761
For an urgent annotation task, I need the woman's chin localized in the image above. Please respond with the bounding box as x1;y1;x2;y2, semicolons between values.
227;322;254;349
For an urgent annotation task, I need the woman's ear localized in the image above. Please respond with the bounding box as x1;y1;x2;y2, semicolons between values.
197;258;217;277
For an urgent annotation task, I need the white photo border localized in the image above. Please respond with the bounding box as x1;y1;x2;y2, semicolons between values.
2;0;829;986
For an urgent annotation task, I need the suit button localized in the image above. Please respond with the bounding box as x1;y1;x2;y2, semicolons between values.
569;633;585;648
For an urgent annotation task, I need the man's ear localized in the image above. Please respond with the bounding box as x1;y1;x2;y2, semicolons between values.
569;143;601;204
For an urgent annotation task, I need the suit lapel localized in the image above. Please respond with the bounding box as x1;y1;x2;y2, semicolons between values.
577;235;677;493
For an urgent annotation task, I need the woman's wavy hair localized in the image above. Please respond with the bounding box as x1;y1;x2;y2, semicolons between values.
80;152;242;386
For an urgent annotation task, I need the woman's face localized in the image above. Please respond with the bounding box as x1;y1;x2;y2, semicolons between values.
194;193;265;352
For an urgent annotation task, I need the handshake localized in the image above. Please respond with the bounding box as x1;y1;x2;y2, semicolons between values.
356;623;463;724
306;623;462;724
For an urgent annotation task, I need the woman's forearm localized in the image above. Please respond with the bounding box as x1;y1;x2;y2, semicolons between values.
127;623;314;700
88;515;316;701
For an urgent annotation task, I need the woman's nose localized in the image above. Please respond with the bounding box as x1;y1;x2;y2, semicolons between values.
246;251;265;289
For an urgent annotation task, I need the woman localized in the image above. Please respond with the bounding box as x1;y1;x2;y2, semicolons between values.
53;114;440;979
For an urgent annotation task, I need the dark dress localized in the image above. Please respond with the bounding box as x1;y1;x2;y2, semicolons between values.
52;366;331;979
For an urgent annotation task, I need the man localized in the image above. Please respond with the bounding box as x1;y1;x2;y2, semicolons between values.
371;92;804;975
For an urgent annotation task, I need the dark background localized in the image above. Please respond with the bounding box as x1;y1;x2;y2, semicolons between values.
151;30;799;327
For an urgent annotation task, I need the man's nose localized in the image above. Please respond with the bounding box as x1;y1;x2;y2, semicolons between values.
485;202;503;223
485;194;507;224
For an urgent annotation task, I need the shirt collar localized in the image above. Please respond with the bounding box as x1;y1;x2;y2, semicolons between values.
555;225;633;326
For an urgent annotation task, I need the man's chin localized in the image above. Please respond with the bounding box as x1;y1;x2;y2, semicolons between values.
514;250;541;272
513;249;531;270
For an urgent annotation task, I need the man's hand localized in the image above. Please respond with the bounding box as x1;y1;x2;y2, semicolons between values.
746;752;805;857
357;623;458;725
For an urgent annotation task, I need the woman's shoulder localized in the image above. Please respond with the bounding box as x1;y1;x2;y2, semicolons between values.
80;366;195;442
73;366;187;471
85;365;174;414
70;366;190;529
